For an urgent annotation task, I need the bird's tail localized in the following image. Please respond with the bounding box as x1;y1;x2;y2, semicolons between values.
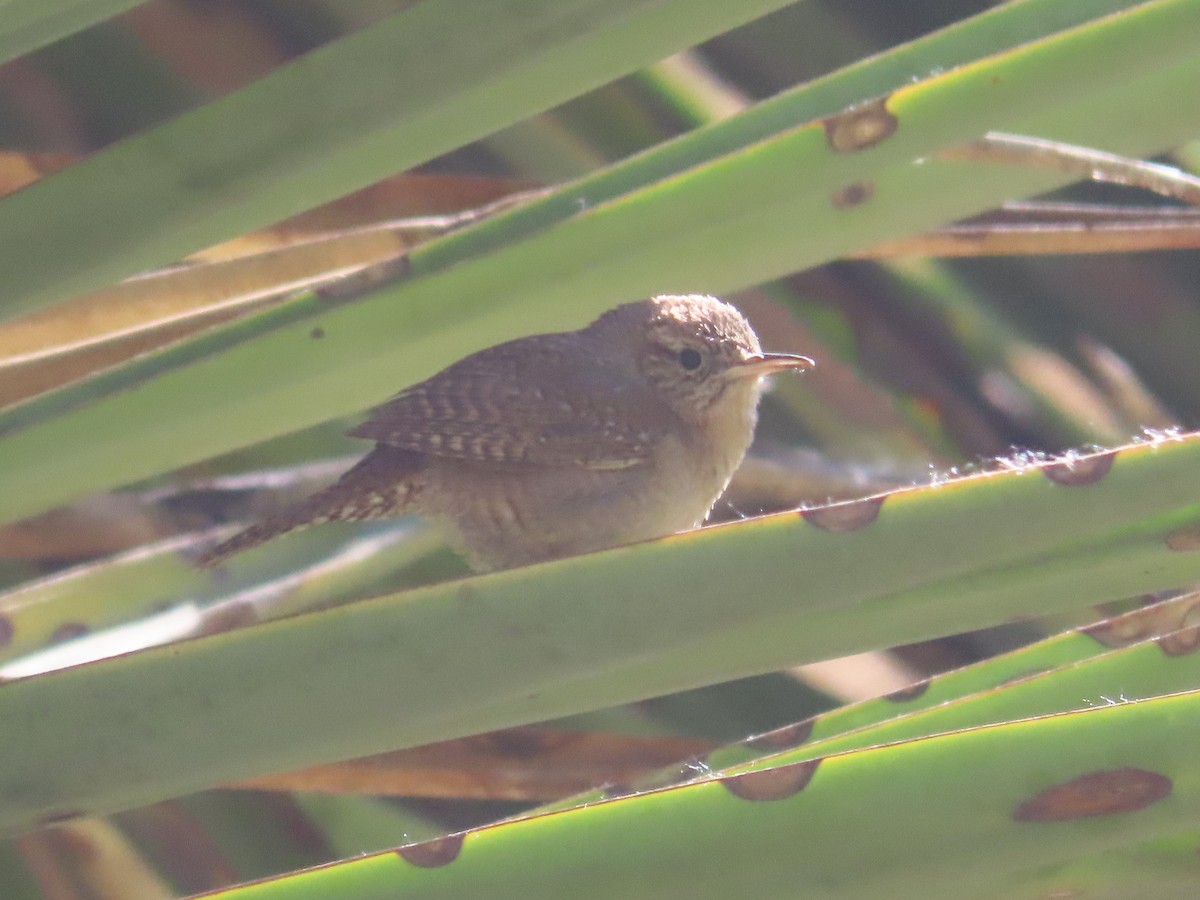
196;445;423;568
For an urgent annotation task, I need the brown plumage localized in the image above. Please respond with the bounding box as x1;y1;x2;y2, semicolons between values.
198;295;812;571
196;445;424;565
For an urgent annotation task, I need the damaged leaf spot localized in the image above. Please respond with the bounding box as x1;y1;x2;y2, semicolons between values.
831;180;874;209
1014;768;1171;822
49;623;88;644
884;680;930;703
1083;594;1200;654
1156;625;1200;656
397;833;465;867
195;602;260;636
1165;524;1200;552
1042;451;1115;486
473;726;575;757
317;256;410;303
721;758;822;801
745;719;815;752
824;96;898;152
802;496;884;532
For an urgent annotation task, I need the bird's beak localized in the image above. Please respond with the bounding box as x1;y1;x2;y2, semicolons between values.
729;352;815;380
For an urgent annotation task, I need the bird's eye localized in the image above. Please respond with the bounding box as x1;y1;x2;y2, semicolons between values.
678;348;703;371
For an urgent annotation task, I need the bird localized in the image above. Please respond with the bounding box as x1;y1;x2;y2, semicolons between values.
198;294;813;572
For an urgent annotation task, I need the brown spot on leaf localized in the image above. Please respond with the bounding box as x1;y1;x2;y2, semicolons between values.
1165;524;1200;552
195;602;260;637
310;326;325;340
317;256;410;303
746;719;814;752
802;496;884;532
0;615;12;648
49;623;88;644
721;758;821;802
473;726;575;757
398;833;464;868
831;180;873;209
1042;451;1115;486
1014;768;1171;822
823;96;898;152
1156;595;1200;655
1083;614;1153;649
885;679;930;702
1083;593;1200;652
1156;624;1200;656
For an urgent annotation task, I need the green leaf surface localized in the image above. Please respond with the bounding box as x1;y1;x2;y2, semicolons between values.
0;0;145;65
3;435;1200;833
538;591;1200;809
204;688;1200;899
0;0;800;318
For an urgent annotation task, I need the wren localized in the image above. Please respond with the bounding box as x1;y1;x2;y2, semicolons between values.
198;294;813;571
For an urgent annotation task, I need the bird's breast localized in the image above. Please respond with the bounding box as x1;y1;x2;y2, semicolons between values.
420;418;754;572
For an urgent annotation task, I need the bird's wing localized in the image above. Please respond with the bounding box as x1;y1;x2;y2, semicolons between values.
347;337;660;469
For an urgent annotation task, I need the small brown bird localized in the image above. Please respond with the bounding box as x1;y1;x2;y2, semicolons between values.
199;294;813;571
